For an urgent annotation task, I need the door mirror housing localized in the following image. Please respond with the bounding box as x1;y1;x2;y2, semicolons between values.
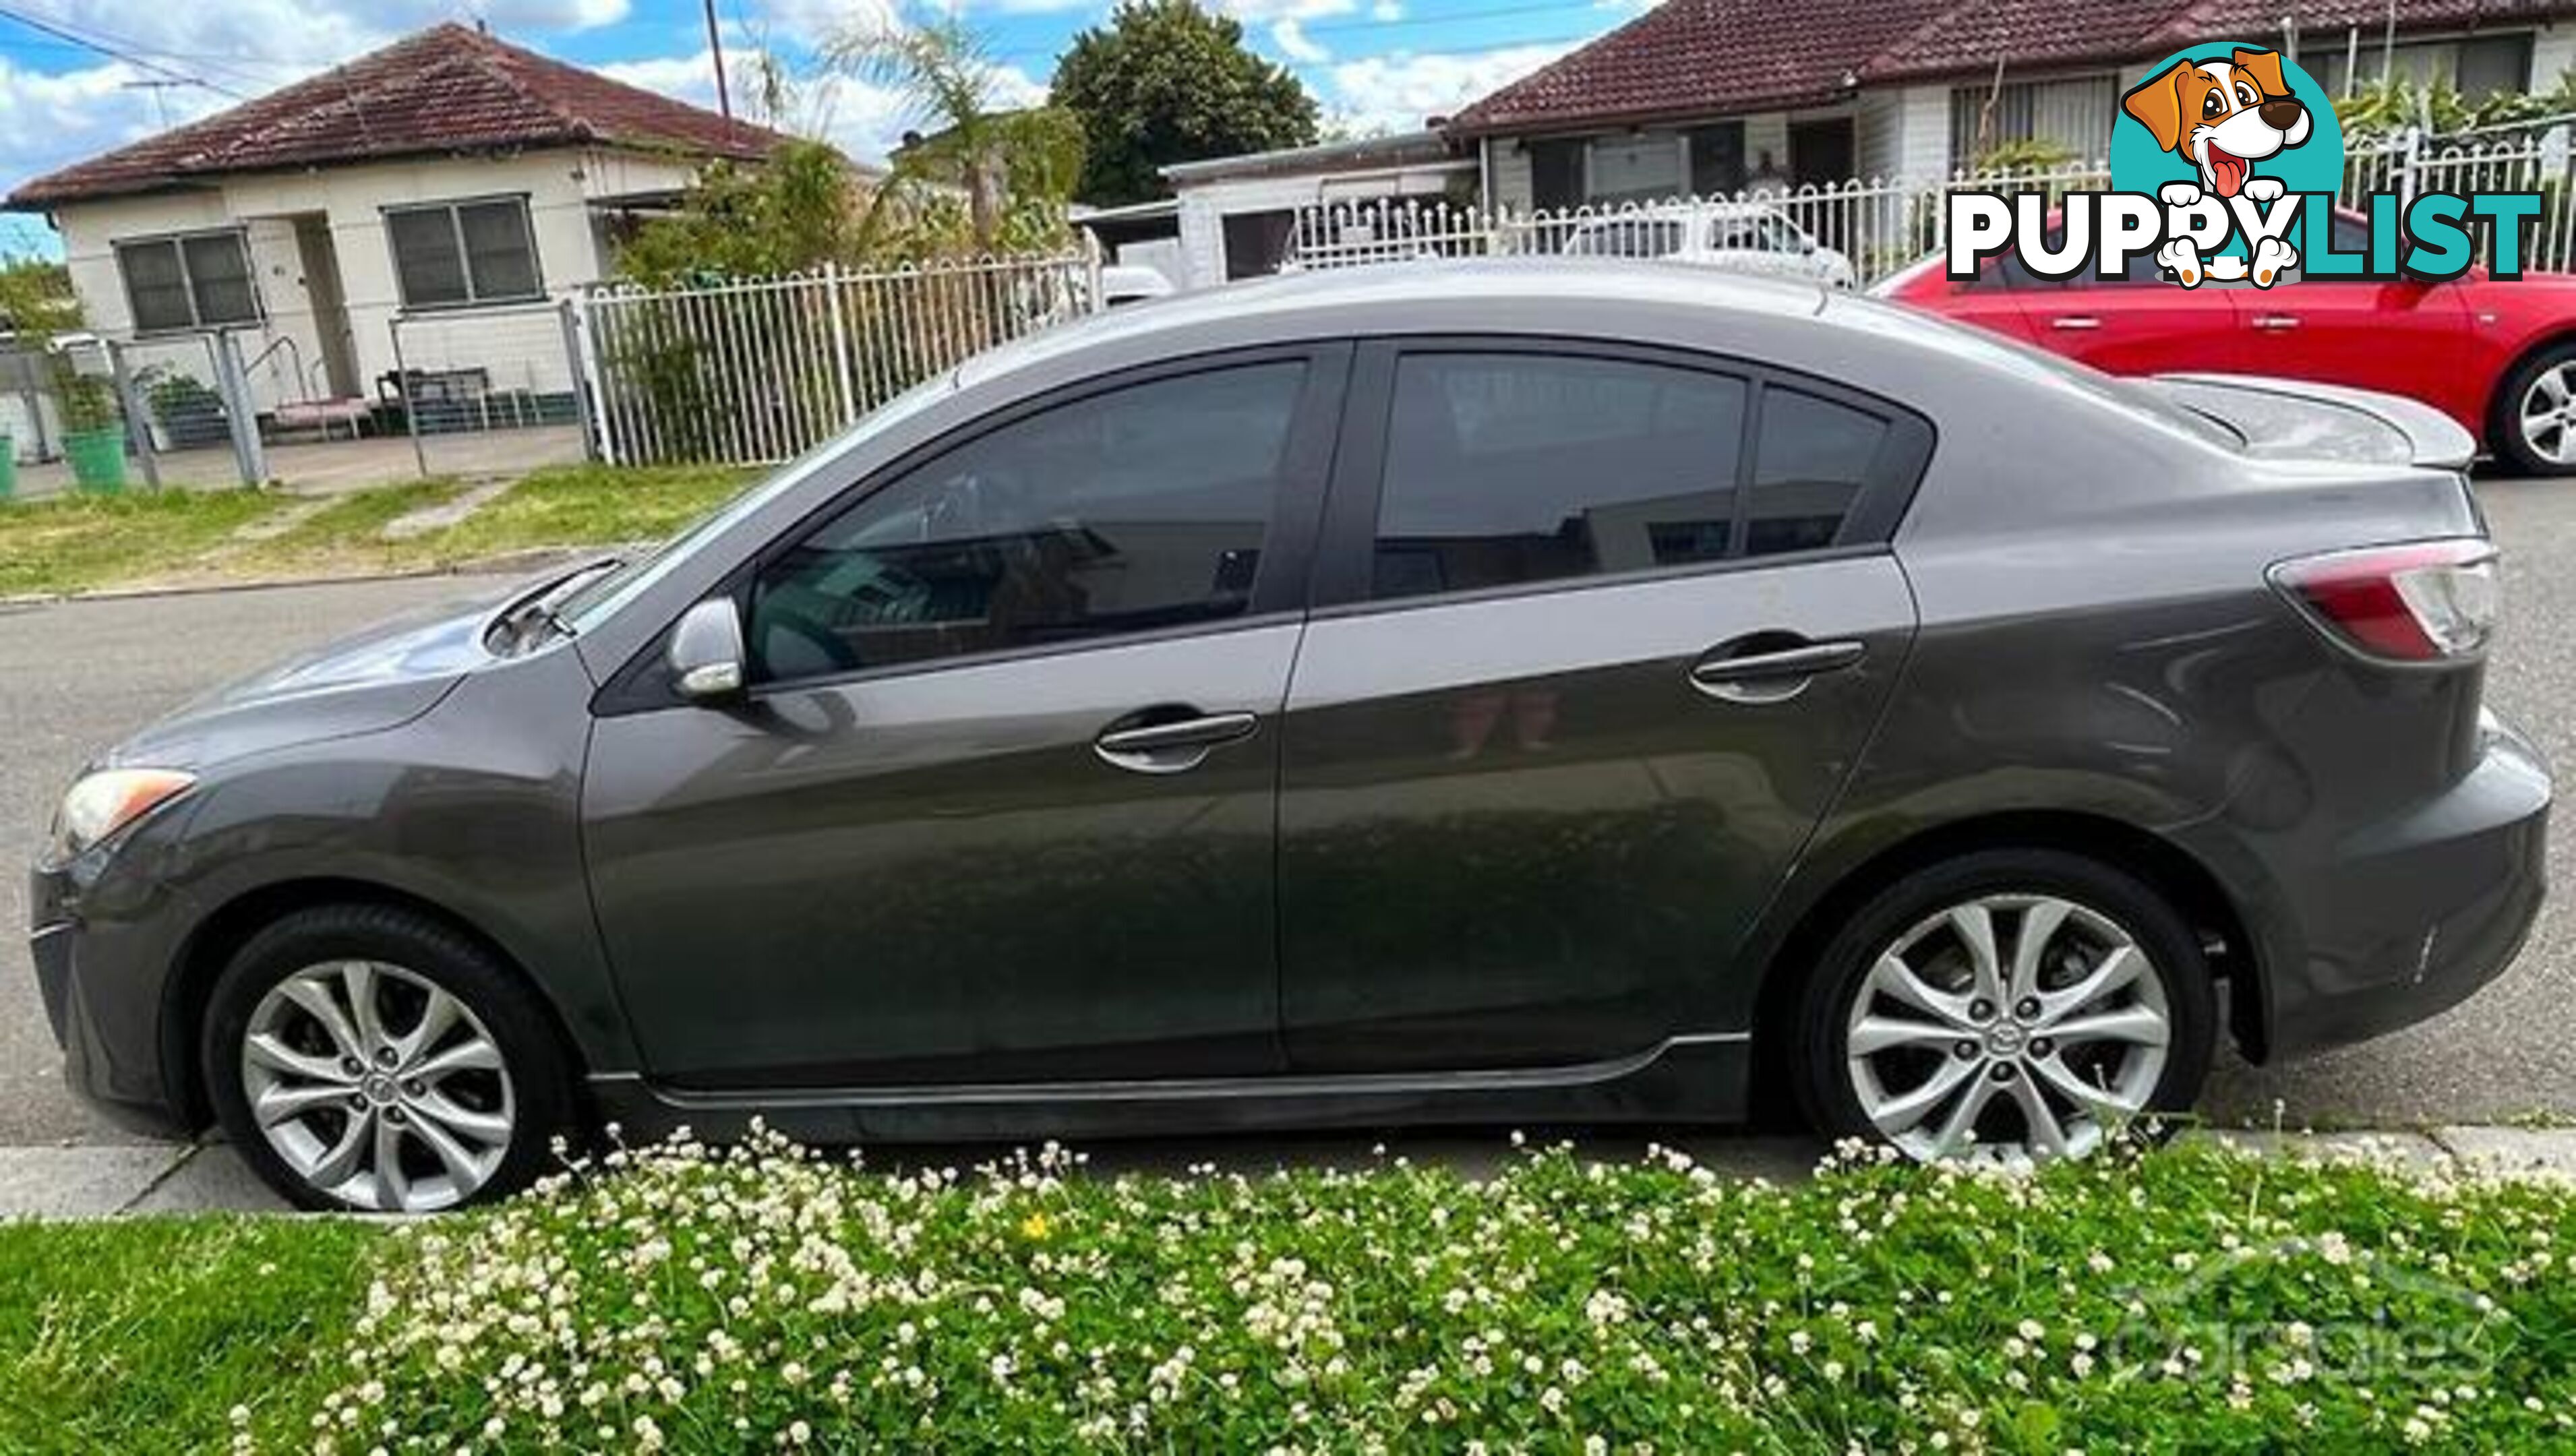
668;597;748;702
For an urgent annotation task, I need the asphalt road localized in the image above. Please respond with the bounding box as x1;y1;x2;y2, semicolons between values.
4;480;2576;1147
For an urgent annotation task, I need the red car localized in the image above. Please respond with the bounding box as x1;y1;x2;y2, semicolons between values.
1876;211;2576;475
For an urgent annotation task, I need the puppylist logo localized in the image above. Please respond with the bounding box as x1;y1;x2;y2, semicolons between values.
1948;44;2544;288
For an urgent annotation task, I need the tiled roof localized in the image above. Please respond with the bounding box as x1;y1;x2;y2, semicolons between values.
1451;0;1954;135
9;23;789;209
1451;0;2576;135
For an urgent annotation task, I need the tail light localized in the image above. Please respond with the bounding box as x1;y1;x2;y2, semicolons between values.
2270;539;2498;664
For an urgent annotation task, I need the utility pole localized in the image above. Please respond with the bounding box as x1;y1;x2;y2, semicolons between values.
703;0;731;117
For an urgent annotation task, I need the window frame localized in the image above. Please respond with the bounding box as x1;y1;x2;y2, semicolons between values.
1308;336;1934;616
112;228;262;333
599;342;1356;711
381;194;545;311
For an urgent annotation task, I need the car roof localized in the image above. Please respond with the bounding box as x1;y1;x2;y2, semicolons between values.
956;258;1828;389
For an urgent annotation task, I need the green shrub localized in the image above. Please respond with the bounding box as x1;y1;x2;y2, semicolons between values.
268;1130;2576;1452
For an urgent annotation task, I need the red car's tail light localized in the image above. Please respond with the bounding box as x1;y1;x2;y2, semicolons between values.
2270;539;2499;663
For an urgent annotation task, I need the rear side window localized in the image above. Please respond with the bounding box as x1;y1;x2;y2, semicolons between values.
1373;353;1745;600
1750;389;1886;557
1369;351;1908;601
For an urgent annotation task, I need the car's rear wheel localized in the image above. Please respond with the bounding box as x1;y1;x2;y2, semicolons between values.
2494;344;2576;476
1792;849;2215;1163
204;904;574;1213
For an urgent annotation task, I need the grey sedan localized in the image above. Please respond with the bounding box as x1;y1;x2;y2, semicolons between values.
29;262;2548;1211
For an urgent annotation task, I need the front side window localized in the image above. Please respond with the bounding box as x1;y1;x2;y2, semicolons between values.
747;362;1305;683
386;198;541;309
115;232;260;331
1371;353;1747;601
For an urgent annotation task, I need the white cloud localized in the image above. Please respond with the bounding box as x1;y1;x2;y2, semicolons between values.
1217;0;1355;22
1325;41;1574;133
1370;0;1404;18
1271;19;1329;63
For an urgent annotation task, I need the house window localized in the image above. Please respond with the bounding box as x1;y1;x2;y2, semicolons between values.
385;198;542;309
1586;133;1685;204
114;231;260;332
2312;34;2533;101
1949;75;2117;168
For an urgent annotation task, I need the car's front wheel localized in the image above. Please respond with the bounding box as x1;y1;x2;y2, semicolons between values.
1792;849;2215;1163
2494;344;2576;476
204;904;574;1213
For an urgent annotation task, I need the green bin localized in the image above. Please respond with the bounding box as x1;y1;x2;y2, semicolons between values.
0;435;14;501
63;427;125;493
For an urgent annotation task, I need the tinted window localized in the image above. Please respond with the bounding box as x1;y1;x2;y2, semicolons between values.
749;363;1302;681
1749;389;1884;555
1372;353;1746;601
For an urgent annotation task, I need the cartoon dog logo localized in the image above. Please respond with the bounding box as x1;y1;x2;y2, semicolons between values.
2122;47;2313;286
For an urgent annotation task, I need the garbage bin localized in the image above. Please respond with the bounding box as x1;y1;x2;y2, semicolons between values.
63;427;125;493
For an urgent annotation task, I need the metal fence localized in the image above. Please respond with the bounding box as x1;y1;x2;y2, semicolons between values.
1287;119;2576;292
390;301;593;479
582;251;1101;467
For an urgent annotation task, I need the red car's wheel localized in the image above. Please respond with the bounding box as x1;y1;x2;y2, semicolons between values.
2494;342;2576;477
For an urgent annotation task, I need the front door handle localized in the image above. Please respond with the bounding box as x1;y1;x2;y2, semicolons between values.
2050;315;2101;330
1094;710;1258;772
1689;640;1865;704
2250;313;2302;331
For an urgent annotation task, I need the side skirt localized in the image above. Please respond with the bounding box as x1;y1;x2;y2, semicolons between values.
587;1033;1751;1146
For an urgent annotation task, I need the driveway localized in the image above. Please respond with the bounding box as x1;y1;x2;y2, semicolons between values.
4;477;2576;1147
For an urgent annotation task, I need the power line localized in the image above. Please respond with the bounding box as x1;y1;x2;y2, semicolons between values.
0;3;250;97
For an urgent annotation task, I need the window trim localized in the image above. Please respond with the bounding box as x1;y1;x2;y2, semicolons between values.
594;342;1356;714
112;227;262;333
381;194;545;312
1308;335;1935;617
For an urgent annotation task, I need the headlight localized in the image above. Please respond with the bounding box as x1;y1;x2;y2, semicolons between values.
49;768;196;862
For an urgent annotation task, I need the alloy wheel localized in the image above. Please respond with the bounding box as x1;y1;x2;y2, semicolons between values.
239;960;517;1212
2519;363;2576;466
1843;893;2170;1163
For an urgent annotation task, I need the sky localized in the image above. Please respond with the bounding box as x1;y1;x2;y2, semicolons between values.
0;0;1639;257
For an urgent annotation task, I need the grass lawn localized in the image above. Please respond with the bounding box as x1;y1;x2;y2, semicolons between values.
0;463;756;598
5;1136;2576;1451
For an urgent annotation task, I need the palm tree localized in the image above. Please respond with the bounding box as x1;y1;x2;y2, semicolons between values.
829;17;1083;252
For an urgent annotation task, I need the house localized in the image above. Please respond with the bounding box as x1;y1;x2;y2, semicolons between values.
3;22;789;430
1449;0;2576;213
1162;130;1476;285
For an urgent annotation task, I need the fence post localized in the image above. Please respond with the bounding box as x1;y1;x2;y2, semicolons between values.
2398;125;2424;206
388;317;429;480
211;329;267;486
557;298;603;465
1082;229;1106;314
106;340;160;491
822;262;856;426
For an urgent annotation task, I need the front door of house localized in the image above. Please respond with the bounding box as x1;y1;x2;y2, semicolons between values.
293;216;357;400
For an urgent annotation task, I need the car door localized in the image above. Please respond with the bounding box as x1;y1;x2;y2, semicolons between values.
2001;242;2250;375
2233;212;2476;411
1276;341;1925;1074
582;347;1348;1089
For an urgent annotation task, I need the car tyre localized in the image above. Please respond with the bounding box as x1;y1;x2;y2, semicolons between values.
1791;849;2215;1163
2492;342;2576;477
204;903;574;1213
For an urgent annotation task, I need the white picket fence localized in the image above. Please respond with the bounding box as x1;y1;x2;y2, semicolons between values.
582;251;1100;466
1289;121;2576;292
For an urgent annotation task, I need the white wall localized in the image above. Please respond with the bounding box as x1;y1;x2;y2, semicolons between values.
52;145;704;414
1173;162;1469;286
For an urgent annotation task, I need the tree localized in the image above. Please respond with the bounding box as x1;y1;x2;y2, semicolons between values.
1050;0;1319;207
615;139;873;284
831;17;1085;253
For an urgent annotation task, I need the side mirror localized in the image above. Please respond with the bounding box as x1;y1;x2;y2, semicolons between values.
667;597;747;702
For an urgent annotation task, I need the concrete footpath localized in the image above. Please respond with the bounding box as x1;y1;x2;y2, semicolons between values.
8;1126;2576;1220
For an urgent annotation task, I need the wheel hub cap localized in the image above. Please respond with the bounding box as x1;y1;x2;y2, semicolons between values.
239;961;516;1213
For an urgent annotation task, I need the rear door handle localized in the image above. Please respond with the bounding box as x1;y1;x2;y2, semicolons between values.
1095;711;1258;772
1689;640;1865;704
2050;315;2101;330
2251;314;2302;330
